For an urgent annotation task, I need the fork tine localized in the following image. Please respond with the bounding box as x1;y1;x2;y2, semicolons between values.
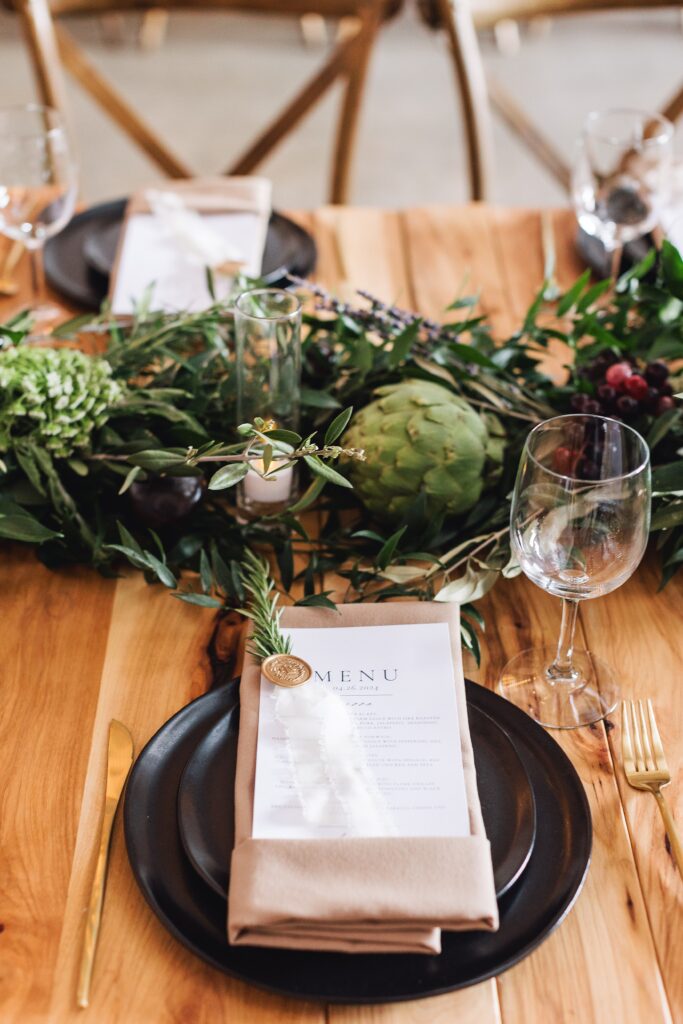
630;700;645;772
638;700;655;771
646;699;668;773
621;701;635;771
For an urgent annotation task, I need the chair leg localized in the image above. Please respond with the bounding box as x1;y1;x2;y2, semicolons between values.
436;0;495;201
329;4;382;205
56;24;193;178
14;0;71;122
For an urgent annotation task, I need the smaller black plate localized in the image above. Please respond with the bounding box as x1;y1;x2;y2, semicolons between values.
44;199;317;311
176;701;536;901
576;226;655;279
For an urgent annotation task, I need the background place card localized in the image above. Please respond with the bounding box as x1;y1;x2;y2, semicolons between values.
252;622;470;840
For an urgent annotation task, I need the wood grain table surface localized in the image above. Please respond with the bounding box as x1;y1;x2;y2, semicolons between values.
1;205;682;1024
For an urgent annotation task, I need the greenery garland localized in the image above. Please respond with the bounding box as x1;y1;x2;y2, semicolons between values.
1;242;682;662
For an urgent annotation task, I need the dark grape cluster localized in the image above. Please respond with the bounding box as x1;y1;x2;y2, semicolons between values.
571;351;675;422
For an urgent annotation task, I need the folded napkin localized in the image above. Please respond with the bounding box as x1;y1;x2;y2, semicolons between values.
227;602;499;955
109;176;271;314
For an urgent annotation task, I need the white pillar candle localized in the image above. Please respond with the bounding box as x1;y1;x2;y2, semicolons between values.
243;459;294;505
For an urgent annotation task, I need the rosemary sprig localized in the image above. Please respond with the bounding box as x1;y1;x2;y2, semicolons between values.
239;549;292;660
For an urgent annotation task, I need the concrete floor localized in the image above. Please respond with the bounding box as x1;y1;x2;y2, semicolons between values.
0;4;681;208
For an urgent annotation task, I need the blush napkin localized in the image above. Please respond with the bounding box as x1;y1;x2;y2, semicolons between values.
227;602;499;955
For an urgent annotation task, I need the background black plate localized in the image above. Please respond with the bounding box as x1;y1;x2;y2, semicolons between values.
177;701;535;900
124;679;591;1004
576;226;654;279
44;199;317;310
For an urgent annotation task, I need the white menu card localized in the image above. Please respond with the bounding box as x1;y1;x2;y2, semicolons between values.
252;622;470;839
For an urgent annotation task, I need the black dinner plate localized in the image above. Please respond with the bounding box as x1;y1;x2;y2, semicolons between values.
176;701;536;901
124;679;591;1004
44;199;317;311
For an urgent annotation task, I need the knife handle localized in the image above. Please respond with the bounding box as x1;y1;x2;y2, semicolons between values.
76;795;119;1008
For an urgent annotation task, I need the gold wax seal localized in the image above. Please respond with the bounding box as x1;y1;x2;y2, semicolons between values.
262;653;312;688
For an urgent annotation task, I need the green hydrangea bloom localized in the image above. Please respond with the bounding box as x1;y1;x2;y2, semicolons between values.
0;345;124;459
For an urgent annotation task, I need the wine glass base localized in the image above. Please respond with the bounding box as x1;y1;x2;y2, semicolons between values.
498;647;619;729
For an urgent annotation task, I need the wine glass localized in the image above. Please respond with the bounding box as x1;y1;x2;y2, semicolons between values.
499;415;651;729
572;108;673;282
0;104;78;327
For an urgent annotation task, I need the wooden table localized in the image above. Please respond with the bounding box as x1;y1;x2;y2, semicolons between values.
2;206;682;1024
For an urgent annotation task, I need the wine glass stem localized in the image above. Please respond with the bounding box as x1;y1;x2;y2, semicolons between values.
609;241;623;285
28;244;46;310
548;597;580;681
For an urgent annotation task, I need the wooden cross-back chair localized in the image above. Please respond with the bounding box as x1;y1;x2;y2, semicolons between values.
431;0;683;200
8;0;400;203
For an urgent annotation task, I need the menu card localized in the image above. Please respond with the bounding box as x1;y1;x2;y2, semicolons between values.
252;622;470;840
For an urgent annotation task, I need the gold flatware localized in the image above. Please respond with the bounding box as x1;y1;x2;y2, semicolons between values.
76;720;134;1009
0;239;25;297
622;699;683;877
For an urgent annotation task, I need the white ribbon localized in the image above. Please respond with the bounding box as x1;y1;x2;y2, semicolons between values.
273;679;396;838
145;189;245;268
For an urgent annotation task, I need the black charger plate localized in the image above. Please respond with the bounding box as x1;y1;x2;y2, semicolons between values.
576;226;654;279
176;701;536;901
124;679;591;1004
43;199;317;311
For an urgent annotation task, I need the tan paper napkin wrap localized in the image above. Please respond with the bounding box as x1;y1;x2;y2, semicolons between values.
227;602;499;955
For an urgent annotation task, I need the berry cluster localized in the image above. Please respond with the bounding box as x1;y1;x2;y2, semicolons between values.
571;353;675;421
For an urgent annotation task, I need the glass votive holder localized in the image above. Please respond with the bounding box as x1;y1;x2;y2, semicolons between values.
234;287;302;519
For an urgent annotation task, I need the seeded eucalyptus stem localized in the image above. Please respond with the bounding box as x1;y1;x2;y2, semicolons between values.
239;549;292;659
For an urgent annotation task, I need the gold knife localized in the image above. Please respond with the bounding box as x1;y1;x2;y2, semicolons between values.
76;720;134;1009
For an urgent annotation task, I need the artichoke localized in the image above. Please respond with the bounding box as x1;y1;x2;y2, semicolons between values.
343;379;502;523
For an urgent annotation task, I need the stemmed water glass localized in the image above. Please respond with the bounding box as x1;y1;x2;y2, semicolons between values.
0;104;78;327
572;108;673;282
499;415;651;729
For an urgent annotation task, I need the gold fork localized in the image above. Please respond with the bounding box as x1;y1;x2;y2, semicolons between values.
622;699;683;877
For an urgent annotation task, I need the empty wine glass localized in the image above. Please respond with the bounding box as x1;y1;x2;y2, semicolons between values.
0;104;78;327
572;108;673;282
499;415;651;729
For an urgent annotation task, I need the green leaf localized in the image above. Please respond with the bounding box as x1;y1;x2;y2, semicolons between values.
303;454;352;489
0;514;61;543
118;464;143;495
651;502;683;530
376;525;407;570
286;476;326;514
14;447;46;497
264;428;302;445
324;406;353;445
199;549;213;594
388;321;420;367
144;553;177;589
647;408;681;450
556;270;591;315
128;450;187;471
300;388;342;410
262;444;274;474
67;458;89;477
173;592;224;608
117;522;144;557
576;279;612;312
208;462;249;490
652;462;683;494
